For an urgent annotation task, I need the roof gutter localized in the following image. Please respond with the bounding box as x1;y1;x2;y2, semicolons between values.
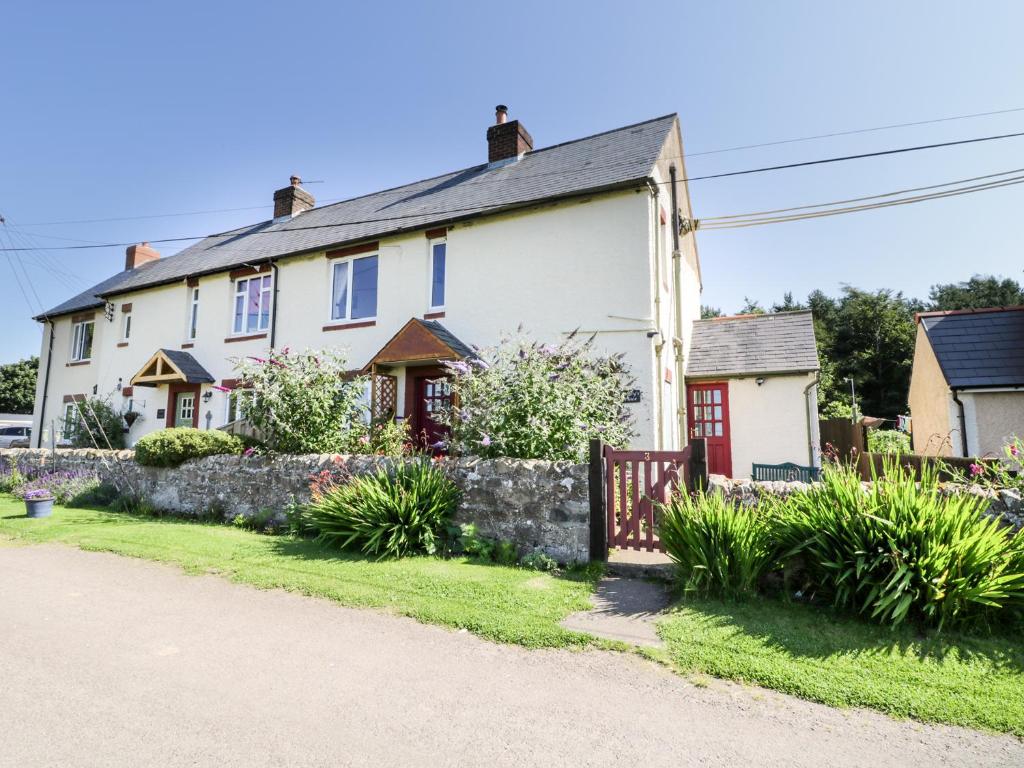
36;319;55;448
950;388;970;457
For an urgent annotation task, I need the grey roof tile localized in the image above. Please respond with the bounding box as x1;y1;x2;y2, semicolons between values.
686;311;819;378
921;308;1024;388
161;349;215;384
38;114;678;319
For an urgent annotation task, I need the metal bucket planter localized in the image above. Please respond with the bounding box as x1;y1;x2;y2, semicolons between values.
24;496;54;518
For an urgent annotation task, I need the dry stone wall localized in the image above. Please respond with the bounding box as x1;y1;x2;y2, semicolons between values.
1;449;591;563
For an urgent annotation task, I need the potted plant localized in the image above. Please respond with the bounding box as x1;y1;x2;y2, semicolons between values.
123;410;141;429
23;488;54;518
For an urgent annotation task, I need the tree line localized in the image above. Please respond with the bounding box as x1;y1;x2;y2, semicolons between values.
701;275;1024;420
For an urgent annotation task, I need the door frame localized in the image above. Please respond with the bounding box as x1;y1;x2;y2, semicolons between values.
166;383;202;429
685;381;732;478
403;365;451;449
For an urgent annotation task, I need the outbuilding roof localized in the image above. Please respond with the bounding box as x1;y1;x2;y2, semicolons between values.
37;113;678;319
686;311;819;378
919;306;1024;388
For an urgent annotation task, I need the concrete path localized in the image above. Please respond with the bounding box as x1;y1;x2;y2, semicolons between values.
560;576;672;647
1;544;1022;767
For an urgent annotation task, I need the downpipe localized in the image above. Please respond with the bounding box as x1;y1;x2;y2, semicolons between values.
951;388;969;457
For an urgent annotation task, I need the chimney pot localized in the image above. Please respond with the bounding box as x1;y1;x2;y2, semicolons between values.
486;106;533;164
274;176;315;219
125;242;161;271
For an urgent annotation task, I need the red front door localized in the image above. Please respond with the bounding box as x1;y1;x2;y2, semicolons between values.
687;382;732;477
413;375;452;452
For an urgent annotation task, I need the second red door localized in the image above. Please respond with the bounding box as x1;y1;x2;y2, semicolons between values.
686;382;732;477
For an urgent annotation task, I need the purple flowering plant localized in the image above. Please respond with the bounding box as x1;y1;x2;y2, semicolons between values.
436;329;635;461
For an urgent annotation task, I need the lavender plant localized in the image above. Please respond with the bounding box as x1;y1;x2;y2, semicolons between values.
436;331;635;461
18;469;101;505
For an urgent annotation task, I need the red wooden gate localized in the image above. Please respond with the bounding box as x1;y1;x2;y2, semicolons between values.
604;445;692;552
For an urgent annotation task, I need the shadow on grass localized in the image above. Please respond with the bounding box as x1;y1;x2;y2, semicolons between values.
670;593;1024;674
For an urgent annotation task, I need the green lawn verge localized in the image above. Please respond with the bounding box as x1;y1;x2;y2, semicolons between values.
658;596;1024;736
0;497;599;649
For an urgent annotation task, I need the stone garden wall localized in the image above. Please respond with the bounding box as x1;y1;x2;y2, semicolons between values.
1;449;591;563
707;474;1024;530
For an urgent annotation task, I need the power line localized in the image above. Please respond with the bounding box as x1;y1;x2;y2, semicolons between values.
699;167;1024;221
4;128;1024;253
686;105;1024;157
13;115;1024;230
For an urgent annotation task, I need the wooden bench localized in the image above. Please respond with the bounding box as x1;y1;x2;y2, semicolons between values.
751;462;820;483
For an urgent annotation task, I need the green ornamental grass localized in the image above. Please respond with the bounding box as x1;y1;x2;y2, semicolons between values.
308;460;461;558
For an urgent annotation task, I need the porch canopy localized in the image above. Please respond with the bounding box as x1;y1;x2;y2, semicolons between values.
130;349;216;387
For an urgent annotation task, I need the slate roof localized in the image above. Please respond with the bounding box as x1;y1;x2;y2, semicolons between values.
161;349;215;384
421;320;476;359
686;311;819;378
920;307;1024;388
37;114;678;319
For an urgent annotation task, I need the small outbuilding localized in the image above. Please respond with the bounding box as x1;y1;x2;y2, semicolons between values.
908;306;1024;457
685;311;820;479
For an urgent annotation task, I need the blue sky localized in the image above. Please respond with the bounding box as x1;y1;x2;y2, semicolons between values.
1;0;1022;362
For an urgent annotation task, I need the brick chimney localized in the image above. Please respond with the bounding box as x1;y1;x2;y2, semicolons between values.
486;105;533;164
273;175;315;219
125;242;160;271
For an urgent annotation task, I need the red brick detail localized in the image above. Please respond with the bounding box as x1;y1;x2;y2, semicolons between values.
116;342;129;348
71;312;96;323
224;333;268;343
66;361;90;367
423;311;446;320
220;378;240;390
186;276;199;287
486;119;533;163
125;243;161;271
325;241;379;259
664;368;673;384
229;264;272;280
322;320;376;332
425;227;448;239
180;343;194;349
62;393;86;403
121;303;133;313
122;387;134;397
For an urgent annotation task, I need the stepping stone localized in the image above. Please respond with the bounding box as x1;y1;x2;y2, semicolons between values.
560;576;672;648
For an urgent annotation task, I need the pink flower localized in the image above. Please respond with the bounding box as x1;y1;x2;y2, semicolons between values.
243;447;256;457
248;356;267;364
358;435;370;445
212;385;231;393
1011;443;1020;457
969;463;984;476
480;434;492;447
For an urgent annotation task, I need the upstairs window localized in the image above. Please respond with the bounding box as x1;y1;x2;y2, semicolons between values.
71;320;94;362
188;287;200;340
233;274;272;334
429;240;446;310
331;254;378;321
121;311;132;342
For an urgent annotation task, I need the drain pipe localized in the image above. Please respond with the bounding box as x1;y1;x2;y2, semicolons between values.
269;261;280;350
669;164;686;443
36;319;55;448
951;388;969;457
803;371;820;466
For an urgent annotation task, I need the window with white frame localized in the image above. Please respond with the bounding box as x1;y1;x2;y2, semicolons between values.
187;287;200;340
121;311;132;342
233;274;272;334
62;402;78;440
70;320;94;362
330;253;378;322
224;389;255;425
429;240;446;310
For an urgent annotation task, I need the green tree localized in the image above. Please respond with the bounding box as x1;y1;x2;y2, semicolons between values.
700;305;723;319
0;356;38;414
928;275;1024;310
738;297;766;315
771;292;806;313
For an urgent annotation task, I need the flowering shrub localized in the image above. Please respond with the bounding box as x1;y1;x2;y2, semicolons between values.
958;437;1024;492
436;332;635;461
866;429;910;455
233;348;369;454
65;397;127;450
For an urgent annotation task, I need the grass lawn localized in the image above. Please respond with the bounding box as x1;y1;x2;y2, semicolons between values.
0;497;600;649
658;596;1024;736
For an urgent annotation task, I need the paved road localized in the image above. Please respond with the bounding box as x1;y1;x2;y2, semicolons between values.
1;544;1021;767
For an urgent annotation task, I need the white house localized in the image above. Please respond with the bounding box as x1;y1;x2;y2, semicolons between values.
30;106;818;475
